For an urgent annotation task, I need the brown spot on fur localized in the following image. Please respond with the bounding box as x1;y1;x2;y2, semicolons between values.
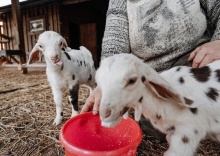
167;125;175;132
139;96;143;103
176;67;181;71
156;114;161;120
179;77;184;84
190;108;198;114
182;136;189;143
69;84;79;111
88;74;92;81
190;66;211;82
72;74;75;80
215;69;220;82
184;97;193;105
64;52;71;60
205;87;219;101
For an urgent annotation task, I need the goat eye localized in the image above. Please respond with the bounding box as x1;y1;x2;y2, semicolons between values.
129;77;137;84
126;77;137;87
39;45;43;48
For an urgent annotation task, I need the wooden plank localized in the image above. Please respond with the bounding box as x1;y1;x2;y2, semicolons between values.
80;23;97;65
0;25;2;49
43;6;47;30
28;8;36;52
53;3;58;32
56;3;61;33
22;10;28;53
26;11;32;52
6;14;12;50
62;0;91;5
11;0;26;63
48;5;53;30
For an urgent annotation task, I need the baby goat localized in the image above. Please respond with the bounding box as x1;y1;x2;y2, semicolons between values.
97;53;220;156
26;31;96;125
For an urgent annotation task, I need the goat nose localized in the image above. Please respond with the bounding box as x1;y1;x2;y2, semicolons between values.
103;109;111;118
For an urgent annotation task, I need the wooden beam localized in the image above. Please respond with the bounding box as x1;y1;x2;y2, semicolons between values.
62;0;91;5
0;33;10;39
0;39;9;43
11;0;26;64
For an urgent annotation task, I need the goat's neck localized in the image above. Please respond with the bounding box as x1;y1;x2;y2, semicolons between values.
141;91;183;121
140;94;184;133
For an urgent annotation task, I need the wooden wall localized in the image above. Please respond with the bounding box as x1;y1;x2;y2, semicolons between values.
0;0;108;66
0;24;6;49
0;2;60;54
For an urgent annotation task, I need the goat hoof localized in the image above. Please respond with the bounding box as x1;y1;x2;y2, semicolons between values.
53;117;62;125
71;111;79;117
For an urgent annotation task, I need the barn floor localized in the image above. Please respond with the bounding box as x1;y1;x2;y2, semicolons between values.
0;68;220;156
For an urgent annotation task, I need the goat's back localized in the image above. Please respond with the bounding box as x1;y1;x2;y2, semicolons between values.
160;60;220;108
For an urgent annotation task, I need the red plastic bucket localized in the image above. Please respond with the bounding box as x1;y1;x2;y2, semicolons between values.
60;112;142;156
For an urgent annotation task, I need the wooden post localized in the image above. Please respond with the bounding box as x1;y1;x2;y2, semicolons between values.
11;0;28;74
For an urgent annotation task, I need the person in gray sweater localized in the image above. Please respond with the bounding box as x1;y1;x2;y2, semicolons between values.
81;0;220;140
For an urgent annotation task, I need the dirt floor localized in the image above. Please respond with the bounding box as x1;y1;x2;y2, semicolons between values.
1;68;220;156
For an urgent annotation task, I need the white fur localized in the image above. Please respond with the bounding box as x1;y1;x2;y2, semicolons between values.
97;53;220;156
26;31;96;125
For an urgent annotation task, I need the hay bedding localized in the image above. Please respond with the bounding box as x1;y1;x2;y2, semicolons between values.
0;69;220;156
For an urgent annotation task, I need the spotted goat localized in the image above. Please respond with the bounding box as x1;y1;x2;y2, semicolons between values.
97;53;220;156
26;31;96;125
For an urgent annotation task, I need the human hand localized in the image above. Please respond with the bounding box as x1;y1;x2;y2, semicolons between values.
188;40;220;68
81;86;102;115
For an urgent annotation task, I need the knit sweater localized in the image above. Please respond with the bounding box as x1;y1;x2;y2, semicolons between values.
101;0;220;71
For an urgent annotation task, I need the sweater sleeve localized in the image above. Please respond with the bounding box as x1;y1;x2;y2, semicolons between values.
200;0;220;41
101;0;130;60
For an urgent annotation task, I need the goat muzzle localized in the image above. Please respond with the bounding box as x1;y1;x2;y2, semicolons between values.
51;55;62;66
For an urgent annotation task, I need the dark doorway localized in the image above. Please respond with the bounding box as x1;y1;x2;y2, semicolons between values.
69;22;80;49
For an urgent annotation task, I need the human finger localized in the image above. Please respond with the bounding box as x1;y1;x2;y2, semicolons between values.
188;47;200;61
81;95;95;114
92;87;102;115
198;54;214;68
92;99;100;115
191;48;207;68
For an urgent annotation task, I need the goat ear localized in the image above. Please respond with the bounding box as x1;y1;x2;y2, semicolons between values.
26;44;41;66
61;39;68;50
144;78;184;104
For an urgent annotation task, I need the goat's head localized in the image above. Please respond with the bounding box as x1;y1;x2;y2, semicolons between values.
97;54;186;127
26;31;68;66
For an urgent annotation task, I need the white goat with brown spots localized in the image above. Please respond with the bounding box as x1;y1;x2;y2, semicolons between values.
97;53;220;156
26;31;96;125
